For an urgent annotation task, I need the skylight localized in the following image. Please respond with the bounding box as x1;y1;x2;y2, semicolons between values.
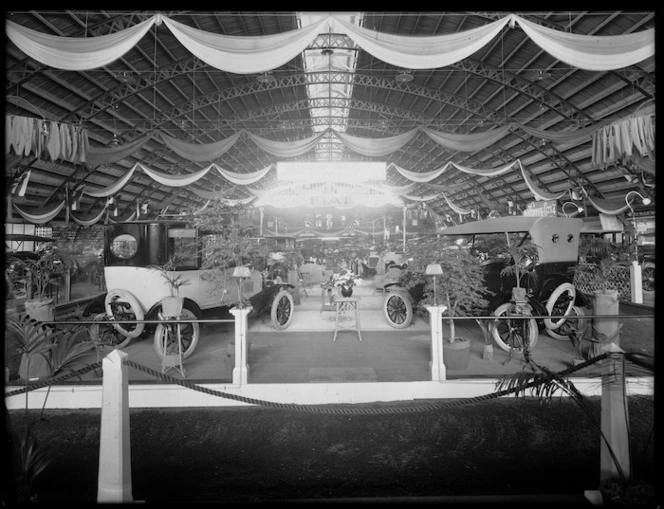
298;12;361;161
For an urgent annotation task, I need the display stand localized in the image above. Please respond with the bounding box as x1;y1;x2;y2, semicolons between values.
333;296;362;342
160;316;185;377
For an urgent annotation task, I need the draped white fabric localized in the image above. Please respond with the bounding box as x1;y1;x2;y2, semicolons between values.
140;163;213;187
5;16;158;70
334;129;421;157
107;211;137;224
513;16;655;71
70;206;108;226
423;125;512;152
159;131;242;162
391;163;450;183
450;160;519;177
215;165;272;185
518;162;567;201
86;135;153;167
13;201;66;224
7;14;653;74
245;131;327;158
82;166;138;197
162;16;330;73
519;122;606;145
331;15;513;69
392;160;519;183
585;195;631;215
81;162;270;198
442;193;473;215
401;192;445;202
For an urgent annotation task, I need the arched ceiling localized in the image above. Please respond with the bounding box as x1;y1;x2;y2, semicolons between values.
5;10;656;231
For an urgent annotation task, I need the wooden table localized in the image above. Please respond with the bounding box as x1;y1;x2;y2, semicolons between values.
333;296;362;342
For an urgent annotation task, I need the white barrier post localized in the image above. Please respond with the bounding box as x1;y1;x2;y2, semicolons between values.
629;260;643;304
600;344;631;481
230;306;252;385
426;305;447;381
97;349;133;503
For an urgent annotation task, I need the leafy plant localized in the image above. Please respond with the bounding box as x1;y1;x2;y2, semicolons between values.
6;315;97;503
150;257;191;297
193;200;265;297
499;242;539;291
404;236;492;343
11;251;67;302
576;237;628;294
496;354;654;505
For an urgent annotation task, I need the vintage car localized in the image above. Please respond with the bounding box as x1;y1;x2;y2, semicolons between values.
382;216;588;351
84;220;296;358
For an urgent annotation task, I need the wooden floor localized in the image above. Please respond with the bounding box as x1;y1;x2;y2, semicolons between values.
8;277;651;386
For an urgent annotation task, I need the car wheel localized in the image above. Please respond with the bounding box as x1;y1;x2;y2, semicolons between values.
383;291;413;329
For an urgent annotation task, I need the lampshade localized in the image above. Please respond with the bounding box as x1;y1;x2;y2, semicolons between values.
232;266;252;278
425;263;443;276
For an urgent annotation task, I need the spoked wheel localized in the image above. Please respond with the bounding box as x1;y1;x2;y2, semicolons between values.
543;282;576;334
383;291;413;329
546;305;589;341
153;307;200;360
491;302;539;353
271;289;294;330
642;262;655;294
104;289;145;339
89;312;132;350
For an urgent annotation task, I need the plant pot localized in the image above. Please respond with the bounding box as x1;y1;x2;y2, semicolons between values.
482;344;493;360
341;285;353;297
24;297;55;323
511;287;528;303
443;339;471;370
161;296;184;318
590;290;620;357
599;478;654;507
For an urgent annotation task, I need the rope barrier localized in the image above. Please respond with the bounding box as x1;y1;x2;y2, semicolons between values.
4;361;103;398
5;351;653;416
122;355;617;415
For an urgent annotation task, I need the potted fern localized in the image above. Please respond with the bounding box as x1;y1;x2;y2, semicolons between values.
408;237;492;370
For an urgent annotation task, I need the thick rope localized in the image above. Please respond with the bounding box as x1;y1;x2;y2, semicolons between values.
6;352;652;416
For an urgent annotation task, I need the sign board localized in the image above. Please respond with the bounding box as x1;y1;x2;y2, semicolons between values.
523;200;557;217
599;213;624;232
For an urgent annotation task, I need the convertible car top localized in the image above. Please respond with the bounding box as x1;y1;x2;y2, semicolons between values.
437;216;583;265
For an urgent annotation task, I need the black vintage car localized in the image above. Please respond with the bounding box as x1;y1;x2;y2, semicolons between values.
382;216;588;351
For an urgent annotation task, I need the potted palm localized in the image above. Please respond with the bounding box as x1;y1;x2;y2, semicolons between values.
150;257;191;318
499;242;539;304
19;250;67;323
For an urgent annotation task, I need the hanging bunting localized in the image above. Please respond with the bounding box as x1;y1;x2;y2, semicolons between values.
13;200;66;224
441;193;473;215
17;169;31;196
69;206;107;226
518;161;568;201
